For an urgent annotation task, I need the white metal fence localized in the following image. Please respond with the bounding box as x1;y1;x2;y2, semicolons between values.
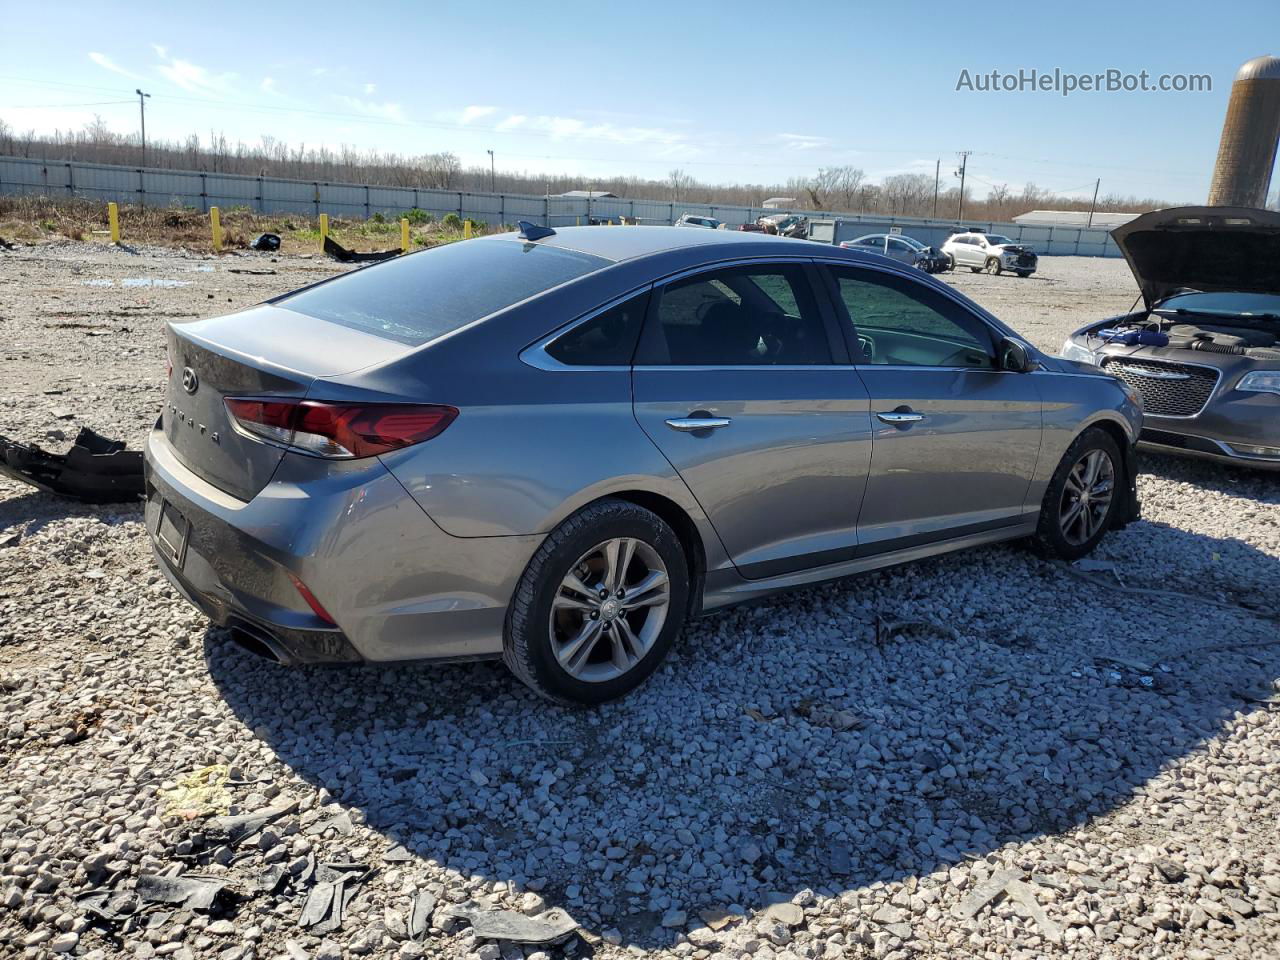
0;155;1123;257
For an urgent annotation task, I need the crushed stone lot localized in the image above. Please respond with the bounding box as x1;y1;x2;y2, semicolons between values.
1;242;1278;960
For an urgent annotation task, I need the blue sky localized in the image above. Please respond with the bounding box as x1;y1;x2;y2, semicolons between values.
2;0;1277;202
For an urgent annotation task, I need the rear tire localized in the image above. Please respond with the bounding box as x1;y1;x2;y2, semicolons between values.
503;499;690;705
1032;428;1123;561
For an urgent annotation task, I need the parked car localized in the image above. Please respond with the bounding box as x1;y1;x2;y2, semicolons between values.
942;230;1038;277
146;223;1140;704
840;234;949;272
758;213;809;238
675;214;721;230
718;221;766;232
1060;205;1280;471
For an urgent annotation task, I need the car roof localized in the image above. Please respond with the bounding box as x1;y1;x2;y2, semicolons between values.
486;224;818;263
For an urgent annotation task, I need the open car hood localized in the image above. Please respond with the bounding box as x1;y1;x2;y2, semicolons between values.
1111;205;1280;308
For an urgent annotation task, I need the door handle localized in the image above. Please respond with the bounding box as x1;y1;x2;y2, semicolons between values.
876;410;925;424
665;417;732;432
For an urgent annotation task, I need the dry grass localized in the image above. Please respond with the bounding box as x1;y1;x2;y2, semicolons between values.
0;196;501;255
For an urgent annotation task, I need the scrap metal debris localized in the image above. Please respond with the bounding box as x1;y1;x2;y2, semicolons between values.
249;233;281;251
1004;879;1064;944
204;801;298;846
0;235;15;251
323;235;400;263
954;868;1024;919
75;888;140;924
298;863;369;935
407;890;437;941
0;427;143;503
135;873;228;911
440;903;579;945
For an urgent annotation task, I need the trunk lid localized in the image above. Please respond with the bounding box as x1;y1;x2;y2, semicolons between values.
1111;205;1280;307
163;304;411;501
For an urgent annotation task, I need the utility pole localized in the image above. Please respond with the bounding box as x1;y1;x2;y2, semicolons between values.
486;149;495;192
1087;178;1100;228
954;150;971;222
135;89;151;167
933;158;940;218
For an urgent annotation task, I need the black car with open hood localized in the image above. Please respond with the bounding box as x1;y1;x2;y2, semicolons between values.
1111;205;1280;308
1060;205;1280;471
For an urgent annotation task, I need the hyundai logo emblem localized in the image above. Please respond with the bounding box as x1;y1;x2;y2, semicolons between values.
181;367;199;394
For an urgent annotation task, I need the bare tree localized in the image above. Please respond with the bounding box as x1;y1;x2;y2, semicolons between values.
667;168;694;201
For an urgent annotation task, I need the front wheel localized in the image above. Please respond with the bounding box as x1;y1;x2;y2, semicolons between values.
1032;428;1123;561
503;499;690;705
1016;270;1033;278
985;257;1002;275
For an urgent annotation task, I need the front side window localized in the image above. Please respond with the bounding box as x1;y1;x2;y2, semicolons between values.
639;265;832;366
545;292;650;366
829;267;994;368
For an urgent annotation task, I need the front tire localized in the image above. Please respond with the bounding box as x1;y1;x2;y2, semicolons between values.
1016;270;1033;278
503;499;690;705
1032;428;1123;561
985;258;1002;275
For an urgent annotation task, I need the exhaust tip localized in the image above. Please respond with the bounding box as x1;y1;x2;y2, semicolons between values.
227;623;289;665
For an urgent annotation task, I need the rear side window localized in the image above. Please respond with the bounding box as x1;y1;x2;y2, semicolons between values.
278;239;609;346
639;265;832;366
546;292;649;366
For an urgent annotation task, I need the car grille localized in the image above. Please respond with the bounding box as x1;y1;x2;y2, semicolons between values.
1102;358;1218;417
1140;428;1187;448
1015;254;1035;267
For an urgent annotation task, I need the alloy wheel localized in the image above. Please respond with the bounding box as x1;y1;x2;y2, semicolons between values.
548;538;671;682
1058;449;1115;546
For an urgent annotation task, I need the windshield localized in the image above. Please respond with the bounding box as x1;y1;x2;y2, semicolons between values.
985;235;1012;245
897;236;926;250
1155;291;1280;319
278;239;610;346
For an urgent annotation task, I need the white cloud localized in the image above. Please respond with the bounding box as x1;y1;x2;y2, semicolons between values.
495;114;527;131
151;47;237;94
335;95;405;122
521;114;687;147
311;67;328;77
260;76;276;93
460;105;497;124
87;52;142;81
363;82;376;94
777;133;828;151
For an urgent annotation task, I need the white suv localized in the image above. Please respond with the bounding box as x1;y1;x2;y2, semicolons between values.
674;214;722;230
942;231;1038;278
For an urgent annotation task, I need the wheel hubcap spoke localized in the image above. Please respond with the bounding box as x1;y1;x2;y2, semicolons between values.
549;537;671;683
1058;448;1116;546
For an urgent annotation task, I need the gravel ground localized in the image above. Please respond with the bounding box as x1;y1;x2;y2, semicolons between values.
1;242;1278;960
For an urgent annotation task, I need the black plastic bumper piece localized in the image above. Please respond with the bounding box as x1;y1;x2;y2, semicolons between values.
0;427;144;503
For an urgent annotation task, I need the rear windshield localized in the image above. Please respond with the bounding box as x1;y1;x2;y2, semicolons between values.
278;239;610;346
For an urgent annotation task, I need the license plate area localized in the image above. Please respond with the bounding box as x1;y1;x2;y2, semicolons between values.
155;499;191;567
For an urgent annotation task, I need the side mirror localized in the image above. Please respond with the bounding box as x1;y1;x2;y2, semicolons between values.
999;337;1036;373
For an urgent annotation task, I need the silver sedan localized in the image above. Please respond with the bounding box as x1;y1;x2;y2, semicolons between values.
145;225;1142;704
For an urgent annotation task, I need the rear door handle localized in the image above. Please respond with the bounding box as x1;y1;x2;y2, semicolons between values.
665;417;732;432
876;410;925;424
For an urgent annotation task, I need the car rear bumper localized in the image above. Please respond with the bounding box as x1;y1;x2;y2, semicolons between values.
144;426;542;664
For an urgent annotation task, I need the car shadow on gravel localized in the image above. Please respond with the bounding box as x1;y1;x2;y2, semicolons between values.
205;525;1280;949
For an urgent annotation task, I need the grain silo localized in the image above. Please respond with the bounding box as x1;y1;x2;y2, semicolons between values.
1207;55;1280;208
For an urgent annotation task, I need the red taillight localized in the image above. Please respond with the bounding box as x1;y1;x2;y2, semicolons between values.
225;398;457;459
287;571;337;626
